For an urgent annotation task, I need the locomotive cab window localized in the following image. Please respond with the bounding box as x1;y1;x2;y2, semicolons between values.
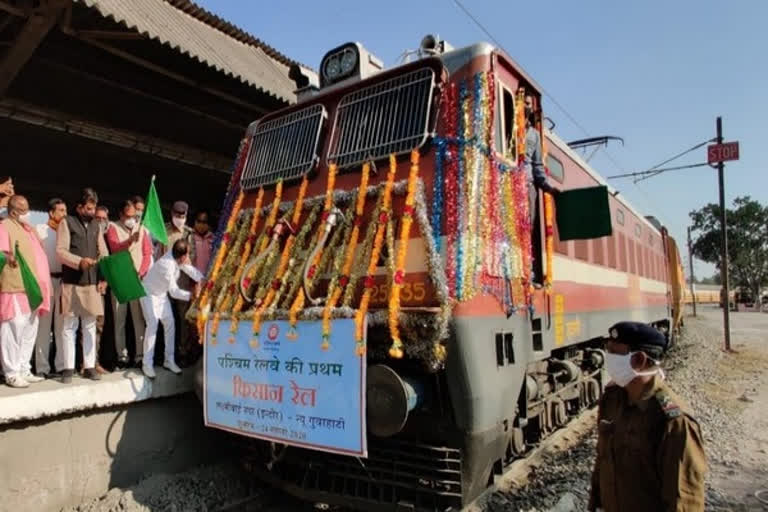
547;155;565;183
498;84;516;159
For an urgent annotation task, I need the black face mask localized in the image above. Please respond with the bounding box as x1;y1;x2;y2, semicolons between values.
80;212;94;222
525;107;534;123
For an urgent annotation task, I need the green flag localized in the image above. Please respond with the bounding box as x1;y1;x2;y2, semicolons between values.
143;176;168;245
15;243;43;311
0;251;5;274
99;251;147;304
554;185;613;241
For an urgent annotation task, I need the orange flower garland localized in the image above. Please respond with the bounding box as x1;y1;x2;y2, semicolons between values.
225;188;266;342
354;155;397;354
321;162;370;351
239;180;285;302
249;176;309;347
388;151;420;359
198;190;244;343
544;192;554;291
541;137;555;292
288;164;337;335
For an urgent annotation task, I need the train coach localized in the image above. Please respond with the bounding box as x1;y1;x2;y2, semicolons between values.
191;35;686;511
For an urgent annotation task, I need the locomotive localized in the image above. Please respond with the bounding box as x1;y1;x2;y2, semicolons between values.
191;35;685;511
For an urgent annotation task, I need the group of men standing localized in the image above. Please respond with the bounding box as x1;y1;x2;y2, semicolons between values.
0;177;213;387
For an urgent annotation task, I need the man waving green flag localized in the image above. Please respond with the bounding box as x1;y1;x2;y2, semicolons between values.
143;175;167;245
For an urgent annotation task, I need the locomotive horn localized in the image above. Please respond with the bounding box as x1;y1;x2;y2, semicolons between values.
420;34;439;53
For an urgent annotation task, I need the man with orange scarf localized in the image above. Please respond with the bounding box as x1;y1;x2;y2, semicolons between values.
0;195;52;388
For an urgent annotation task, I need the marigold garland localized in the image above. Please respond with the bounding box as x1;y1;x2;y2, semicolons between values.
280;202;323;311
343;193;384;308
240;180;285;302
198;190;244;342
388;150;420;359
321;162;370;351
249;176;308;347
225;189;266;341
354;155;397;354
541;136;555;292
288;164;337;335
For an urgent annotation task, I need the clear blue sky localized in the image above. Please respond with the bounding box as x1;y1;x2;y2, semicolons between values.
199;0;766;279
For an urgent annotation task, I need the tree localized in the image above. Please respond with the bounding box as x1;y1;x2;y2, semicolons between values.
689;196;768;301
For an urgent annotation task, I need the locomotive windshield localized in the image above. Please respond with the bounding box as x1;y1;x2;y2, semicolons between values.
241;66;436;189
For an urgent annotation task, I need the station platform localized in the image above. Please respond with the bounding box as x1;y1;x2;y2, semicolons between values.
0;367;194;425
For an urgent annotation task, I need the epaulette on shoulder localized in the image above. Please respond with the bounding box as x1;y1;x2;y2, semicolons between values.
654;390;682;419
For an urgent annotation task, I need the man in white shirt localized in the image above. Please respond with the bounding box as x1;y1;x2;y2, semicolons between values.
140;239;202;378
33;198;67;377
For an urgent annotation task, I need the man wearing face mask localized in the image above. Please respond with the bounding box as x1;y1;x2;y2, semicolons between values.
106;200;152;369
56;188;109;383
95;206;109;230
588;321;707;512
34;198;67;378
156;201;196;365
0;195;52;387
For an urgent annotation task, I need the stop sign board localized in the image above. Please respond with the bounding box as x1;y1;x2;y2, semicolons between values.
707;141;740;164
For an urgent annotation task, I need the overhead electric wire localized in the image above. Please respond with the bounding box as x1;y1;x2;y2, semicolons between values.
607;162;710;180
646;139;716;172
450;0;595;142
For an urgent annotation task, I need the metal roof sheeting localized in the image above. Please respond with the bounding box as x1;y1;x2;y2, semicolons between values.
77;0;297;104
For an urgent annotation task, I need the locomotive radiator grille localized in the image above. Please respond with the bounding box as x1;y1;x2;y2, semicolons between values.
328;67;435;169
241;103;327;189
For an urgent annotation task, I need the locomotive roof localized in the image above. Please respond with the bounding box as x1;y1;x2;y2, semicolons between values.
546;130;665;236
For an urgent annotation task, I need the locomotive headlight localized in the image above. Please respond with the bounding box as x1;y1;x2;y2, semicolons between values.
319;43;367;87
340;48;357;74
324;55;341;80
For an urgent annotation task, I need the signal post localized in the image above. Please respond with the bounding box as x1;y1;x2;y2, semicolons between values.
707;117;739;352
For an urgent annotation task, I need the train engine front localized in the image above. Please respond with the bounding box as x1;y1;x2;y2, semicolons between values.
192;36;608;512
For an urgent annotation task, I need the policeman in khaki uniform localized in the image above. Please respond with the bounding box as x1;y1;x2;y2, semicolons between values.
589;321;707;512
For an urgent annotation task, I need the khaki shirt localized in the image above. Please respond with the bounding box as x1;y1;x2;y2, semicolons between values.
589;376;707;512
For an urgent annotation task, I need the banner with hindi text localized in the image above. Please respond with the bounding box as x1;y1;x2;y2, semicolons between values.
204;318;367;457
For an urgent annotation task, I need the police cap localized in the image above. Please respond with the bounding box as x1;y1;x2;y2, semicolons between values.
172;201;189;215
607;321;667;358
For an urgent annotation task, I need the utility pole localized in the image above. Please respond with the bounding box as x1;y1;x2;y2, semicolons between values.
687;227;697;317
716;116;732;352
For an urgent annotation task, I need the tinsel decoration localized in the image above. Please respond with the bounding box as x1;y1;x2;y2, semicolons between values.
388;150;420;359
442;82;459;298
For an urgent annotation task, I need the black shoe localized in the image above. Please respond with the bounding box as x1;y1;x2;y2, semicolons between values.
83;368;102;381
60;369;74;384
